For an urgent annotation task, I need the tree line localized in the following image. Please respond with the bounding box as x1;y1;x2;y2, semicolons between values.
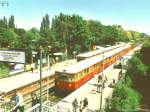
0;13;148;64
105;39;150;111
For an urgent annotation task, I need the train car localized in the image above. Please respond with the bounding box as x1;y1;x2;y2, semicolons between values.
55;43;132;95
76;43;125;61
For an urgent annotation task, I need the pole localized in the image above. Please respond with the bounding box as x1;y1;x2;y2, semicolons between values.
100;49;104;112
47;54;49;100
100;89;103;112
39;46;42;112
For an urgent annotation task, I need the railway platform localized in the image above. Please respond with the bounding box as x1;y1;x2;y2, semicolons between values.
54;64;121;112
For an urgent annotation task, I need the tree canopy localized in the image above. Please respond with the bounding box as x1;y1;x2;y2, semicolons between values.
110;84;141;112
0;14;148;63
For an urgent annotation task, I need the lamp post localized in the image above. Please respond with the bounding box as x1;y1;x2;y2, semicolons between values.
39;46;43;112
46;45;52;100
31;40;43;111
100;49;105;112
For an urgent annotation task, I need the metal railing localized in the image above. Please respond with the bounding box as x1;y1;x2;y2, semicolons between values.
25;101;70;112
0;100;15;112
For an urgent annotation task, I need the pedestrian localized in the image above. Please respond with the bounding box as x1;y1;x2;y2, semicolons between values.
82;98;88;110
79;100;83;112
109;79;115;88
31;67;33;73
97;80;102;92
31;93;39;107
72;98;78;112
11;90;24;112
98;75;102;82
104;76;107;83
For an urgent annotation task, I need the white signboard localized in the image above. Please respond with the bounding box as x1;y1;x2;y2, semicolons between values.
0;50;25;63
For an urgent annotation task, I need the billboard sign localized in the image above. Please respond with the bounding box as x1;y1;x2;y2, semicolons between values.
0;50;25;63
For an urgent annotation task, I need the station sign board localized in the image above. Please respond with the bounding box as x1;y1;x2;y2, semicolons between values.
0;50;25;63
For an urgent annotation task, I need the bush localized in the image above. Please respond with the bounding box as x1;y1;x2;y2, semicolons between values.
127;55;148;78
109;84;141;112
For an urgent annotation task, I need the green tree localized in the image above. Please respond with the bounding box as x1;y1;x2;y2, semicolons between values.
86;20;104;46
109;84;141;112
0;27;17;48
8;15;15;28
0;63;9;78
127;55;148;79
140;40;150;66
21;29;41;63
40;14;50;34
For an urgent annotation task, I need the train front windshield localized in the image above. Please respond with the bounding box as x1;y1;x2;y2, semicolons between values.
58;73;74;82
59;75;68;81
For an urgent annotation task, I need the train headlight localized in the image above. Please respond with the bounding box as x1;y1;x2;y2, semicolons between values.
69;84;71;87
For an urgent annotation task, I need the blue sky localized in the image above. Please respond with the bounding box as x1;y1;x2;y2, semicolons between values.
0;0;150;34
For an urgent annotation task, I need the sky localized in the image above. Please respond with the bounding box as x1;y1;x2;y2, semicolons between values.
0;0;150;34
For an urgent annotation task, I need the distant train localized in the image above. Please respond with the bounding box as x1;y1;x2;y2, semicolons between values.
55;43;132;94
76;43;125;61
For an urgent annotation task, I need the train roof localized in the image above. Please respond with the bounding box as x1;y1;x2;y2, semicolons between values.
56;44;131;74
76;43;125;58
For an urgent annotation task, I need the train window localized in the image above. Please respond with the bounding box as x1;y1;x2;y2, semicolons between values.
87;68;89;73
78;72;82;78
74;74;78;81
84;69;88;74
68;76;74;82
59;75;68;81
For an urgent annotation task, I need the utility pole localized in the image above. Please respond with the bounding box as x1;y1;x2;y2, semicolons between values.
100;49;105;112
46;45;52;100
39;46;43;112
47;54;49;100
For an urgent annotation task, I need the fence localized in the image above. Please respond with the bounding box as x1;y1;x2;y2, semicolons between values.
25;101;70;112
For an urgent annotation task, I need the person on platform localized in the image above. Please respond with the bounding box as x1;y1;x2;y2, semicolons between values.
82;98;88;110
11;91;24;112
31;67;34;73
79;100;83;112
72;98;78;112
97;80;102;92
109;79;116;88
98;75;102;82
31;93;39;107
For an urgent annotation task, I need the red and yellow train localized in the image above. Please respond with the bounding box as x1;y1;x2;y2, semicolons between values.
55;43;132;94
76;43;125;61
